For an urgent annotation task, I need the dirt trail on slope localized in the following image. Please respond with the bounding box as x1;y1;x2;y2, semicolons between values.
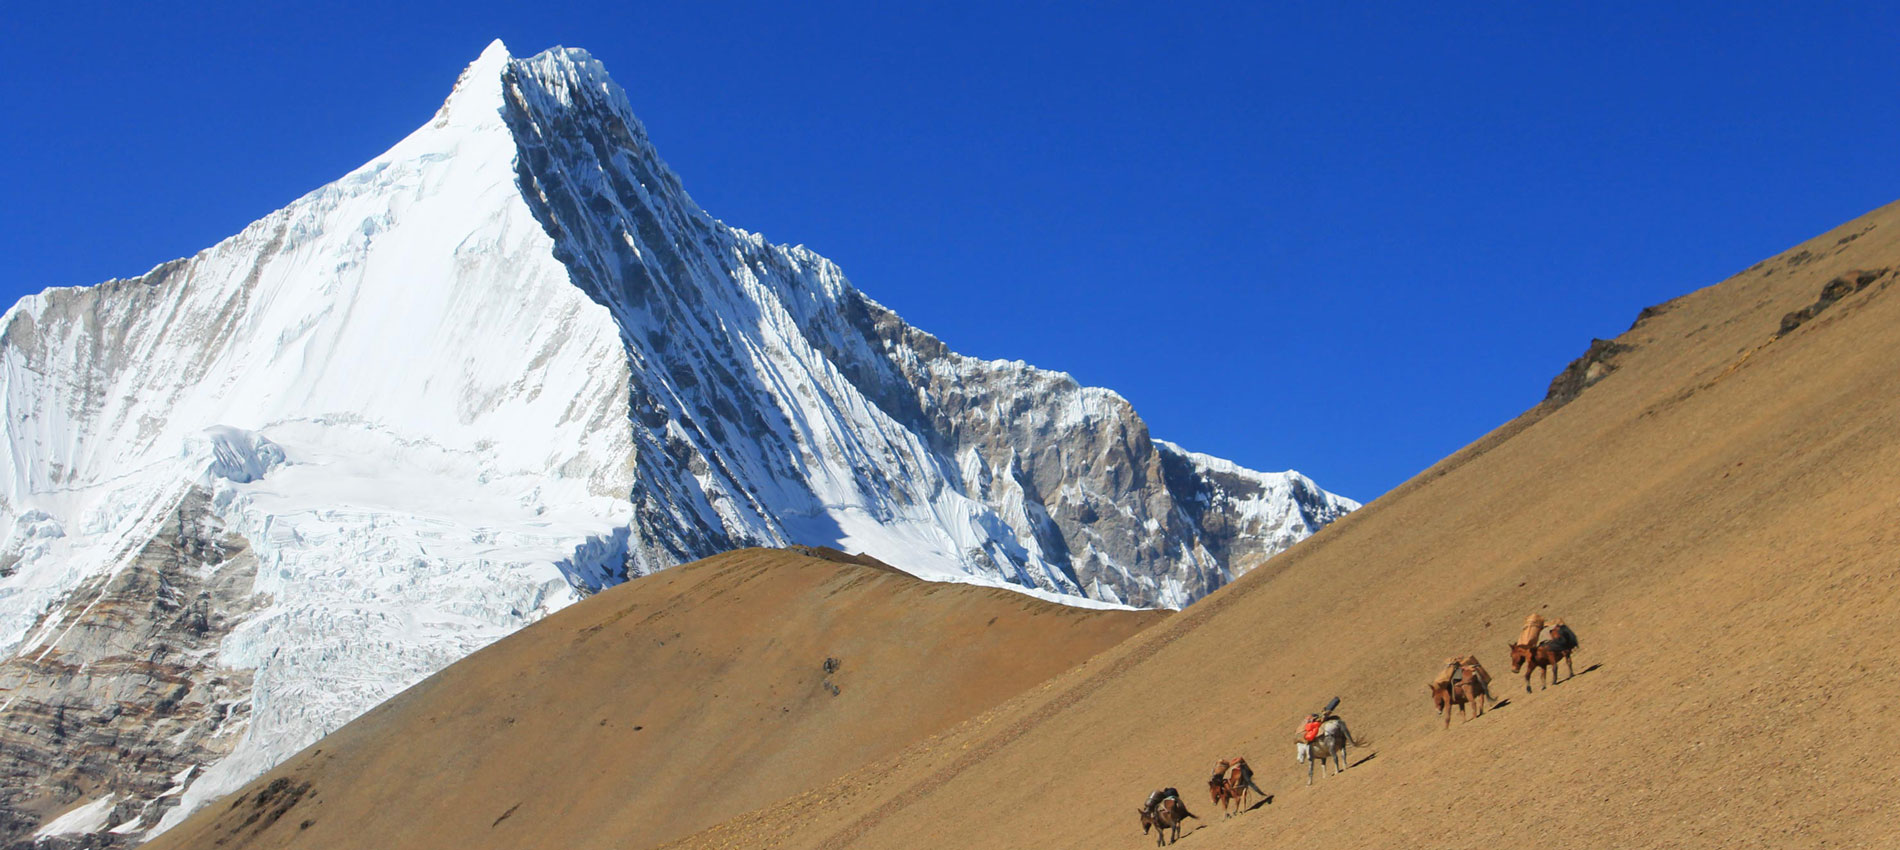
663;203;1900;850
142;549;1164;850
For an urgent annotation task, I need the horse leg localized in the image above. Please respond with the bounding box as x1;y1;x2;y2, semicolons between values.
1564;651;1575;682
1523;666;1533;694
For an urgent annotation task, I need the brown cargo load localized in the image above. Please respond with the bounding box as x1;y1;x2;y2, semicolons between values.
1458;654;1493;687
1432;657;1460;686
1518;613;1546;646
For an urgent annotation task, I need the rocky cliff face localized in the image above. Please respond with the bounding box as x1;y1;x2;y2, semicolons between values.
0;41;1354;844
0;488;261;849
496;47;1355;604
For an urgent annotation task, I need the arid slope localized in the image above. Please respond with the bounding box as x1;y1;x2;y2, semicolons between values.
149;200;1900;850
656;202;1900;849
140;548;1164;850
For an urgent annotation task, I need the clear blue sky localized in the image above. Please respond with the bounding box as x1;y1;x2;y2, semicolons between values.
6;2;1897;502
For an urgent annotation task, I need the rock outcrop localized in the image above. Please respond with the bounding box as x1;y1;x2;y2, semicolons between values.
0;488;262;848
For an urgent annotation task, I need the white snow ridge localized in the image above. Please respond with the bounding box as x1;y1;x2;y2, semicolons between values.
0;39;1356;842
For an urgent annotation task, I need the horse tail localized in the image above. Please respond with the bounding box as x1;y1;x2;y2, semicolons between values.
1334;719;1369;747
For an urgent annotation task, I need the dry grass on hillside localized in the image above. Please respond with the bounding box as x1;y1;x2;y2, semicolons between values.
664;202;1900;850
143;548;1163;850
155;201;1900;850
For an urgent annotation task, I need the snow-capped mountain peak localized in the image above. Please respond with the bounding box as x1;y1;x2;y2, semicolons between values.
0;42;1354;844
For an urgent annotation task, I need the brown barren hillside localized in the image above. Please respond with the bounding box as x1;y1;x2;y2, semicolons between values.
141;548;1164;850
646;203;1900;850
154;199;1900;850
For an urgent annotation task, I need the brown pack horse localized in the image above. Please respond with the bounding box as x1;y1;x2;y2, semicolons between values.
1456;660;1490;719
1429;680;1467;728
1508;641;1570;692
1428;660;1470;728
1139;797;1197;846
1207;757;1264;817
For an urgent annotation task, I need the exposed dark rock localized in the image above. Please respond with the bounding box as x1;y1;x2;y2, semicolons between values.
1628;299;1678;331
496;56;1351;607
1545;338;1634;408
0;488;264;846
1778;268;1890;336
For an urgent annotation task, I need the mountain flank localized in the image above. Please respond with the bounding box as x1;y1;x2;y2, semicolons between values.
138;548;1165;850
147;196;1900;849
627;198;1899;849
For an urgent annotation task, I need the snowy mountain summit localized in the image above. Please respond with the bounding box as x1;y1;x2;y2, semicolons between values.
0;41;1355;843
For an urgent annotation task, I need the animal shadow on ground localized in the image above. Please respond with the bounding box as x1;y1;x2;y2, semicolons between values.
1486;698;1512;712
1348;752;1378;769
1553;663;1603;685
1243;795;1273;813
